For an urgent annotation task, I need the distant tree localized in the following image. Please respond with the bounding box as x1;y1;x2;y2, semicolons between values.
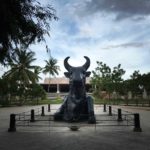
91;61;112;98
140;73;150;92
43;57;60;93
130;70;141;80
28;84;46;104
128;70;142;95
112;64;126;92
91;61;125;99
0;0;57;64
0;76;18;105
128;71;150;96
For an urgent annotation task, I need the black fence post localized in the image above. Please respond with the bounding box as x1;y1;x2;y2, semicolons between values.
30;109;35;122
109;106;112;116
133;113;142;132
103;104;106;112
48;104;51;112
41;106;45;116
8;114;16;132
117;109;122;121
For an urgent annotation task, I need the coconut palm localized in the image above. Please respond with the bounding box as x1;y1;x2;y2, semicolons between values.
43;57;60;93
34;66;42;82
4;48;39;104
5;48;38;84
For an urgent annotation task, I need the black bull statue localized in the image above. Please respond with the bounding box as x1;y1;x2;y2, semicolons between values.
54;56;96;123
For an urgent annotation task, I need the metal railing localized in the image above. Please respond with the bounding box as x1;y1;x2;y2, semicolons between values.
8;104;142;132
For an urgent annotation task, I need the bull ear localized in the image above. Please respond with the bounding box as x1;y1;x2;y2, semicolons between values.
64;72;70;78
86;71;91;77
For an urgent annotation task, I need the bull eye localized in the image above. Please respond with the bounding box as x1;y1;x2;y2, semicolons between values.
70;68;73;73
82;72;86;78
70;71;73;78
69;70;73;75
82;70;86;74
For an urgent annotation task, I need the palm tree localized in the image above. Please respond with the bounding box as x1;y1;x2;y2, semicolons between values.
34;66;42;82
4;48;39;104
5;48;38;83
43;57;60;93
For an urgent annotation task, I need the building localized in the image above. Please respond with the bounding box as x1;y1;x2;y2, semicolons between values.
41;77;92;93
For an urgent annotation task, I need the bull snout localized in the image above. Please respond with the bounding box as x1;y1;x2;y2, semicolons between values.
72;80;83;86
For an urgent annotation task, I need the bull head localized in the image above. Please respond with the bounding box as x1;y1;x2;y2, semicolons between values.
64;56;91;84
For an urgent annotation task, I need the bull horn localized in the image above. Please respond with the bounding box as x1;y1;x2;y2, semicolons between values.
64;56;72;71
83;56;90;70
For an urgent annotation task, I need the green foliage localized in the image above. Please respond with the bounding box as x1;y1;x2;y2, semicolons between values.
0;77;47;106
111;64;126;92
4;48;39;85
28;84;46;104
112;64;125;83
0;77;18;106
92;61;150;101
0;0;57;64
91;62;112;95
91;61;125;99
2;48;40;105
126;71;150;95
141;73;150;91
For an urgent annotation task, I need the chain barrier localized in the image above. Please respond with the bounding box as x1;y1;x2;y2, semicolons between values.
8;104;142;132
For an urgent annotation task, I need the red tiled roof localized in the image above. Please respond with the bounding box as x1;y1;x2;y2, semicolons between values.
44;77;91;84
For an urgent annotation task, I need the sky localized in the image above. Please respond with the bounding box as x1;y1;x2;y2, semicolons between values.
1;0;150;82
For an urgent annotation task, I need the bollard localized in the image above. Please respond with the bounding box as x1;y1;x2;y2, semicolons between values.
41;106;45;116
133;113;142;132
117;109;122;121
8;114;16;132
109;106;112;116
30;109;35;122
48;104;51;112
103;104;106;112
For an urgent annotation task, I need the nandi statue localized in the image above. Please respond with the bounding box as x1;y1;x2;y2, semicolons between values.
54;56;96;123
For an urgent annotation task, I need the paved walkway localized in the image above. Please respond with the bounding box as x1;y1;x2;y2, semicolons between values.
0;105;150;150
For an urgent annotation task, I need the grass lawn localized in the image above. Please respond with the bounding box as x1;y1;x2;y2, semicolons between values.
39;98;63;104
26;98;63;105
1;96;150;107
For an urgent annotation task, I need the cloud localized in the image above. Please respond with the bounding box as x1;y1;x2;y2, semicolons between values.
75;0;150;20
102;41;150;50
